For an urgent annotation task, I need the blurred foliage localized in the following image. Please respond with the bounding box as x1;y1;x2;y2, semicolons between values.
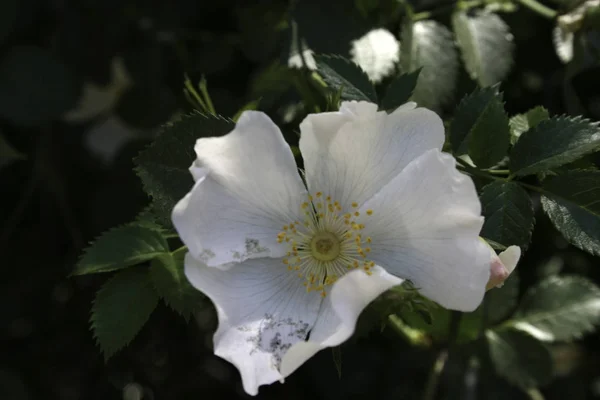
2;0;600;399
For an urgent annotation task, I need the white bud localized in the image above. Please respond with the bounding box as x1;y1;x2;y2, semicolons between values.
350;28;400;83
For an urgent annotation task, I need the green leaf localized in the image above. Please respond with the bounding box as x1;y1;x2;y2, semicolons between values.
74;225;169;276
0;46;78;126
509;275;600;342
91;268;159;360
480;181;535;249
486;329;553;388
0;132;25;169
380;69;421;111
452;11;514;87
400;20;458;111
314;54;377;102
485;273;520;325
149;250;205;322
134;111;234;226
449;87;510;168
541;170;600;255
510;116;600;176
509;106;549;143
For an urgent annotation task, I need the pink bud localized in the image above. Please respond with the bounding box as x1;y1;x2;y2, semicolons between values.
485;245;521;290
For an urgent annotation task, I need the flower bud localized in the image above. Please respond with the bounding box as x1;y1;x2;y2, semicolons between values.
484;243;521;290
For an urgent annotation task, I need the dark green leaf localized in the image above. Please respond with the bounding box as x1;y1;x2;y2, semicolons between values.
486;273;520;325
509;106;549;143
91;268;159;360
134;111;234;226
381;69;421;111
541;170;600;255
400;20;458;111
452;11;514;87
0;46;78;126
0;132;25;169
131;206;165;231
450;87;510;168
486;329;552;388
74;225;169;276
314;54;377;102
149;250;205;322
510;116;600;176
509;275;600;341
480;181;535;249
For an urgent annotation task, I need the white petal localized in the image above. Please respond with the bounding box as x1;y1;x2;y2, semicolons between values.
358;149;489;311
498;246;521;275
172;111;307;267
185;254;321;396
280;267;402;376
299;101;443;210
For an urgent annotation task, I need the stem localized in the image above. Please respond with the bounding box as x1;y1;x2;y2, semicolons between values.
516;181;545;195
483;169;510;175
422;312;462;400
514;0;557;19
456;159;507;182
413;0;483;20
422;351;449;400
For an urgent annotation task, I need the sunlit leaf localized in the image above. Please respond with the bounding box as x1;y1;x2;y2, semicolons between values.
453;11;514;87
509;275;600;341
400;20;458;111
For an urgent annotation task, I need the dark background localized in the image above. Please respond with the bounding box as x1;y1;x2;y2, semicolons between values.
1;0;600;399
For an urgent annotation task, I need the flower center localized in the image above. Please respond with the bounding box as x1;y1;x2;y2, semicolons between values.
310;231;340;261
276;192;376;297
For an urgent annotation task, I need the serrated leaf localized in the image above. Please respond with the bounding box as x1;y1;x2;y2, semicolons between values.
134;112;234;226
449;87;510;167
541;170;600;255
381;69;421;111
314;54;377;102
400;20;458;111
452;11;514;87
510;116;600;176
480;181;535;249
74;225;169;276
0;132;25;169
91;268;159;360
486;273;520;325
509;106;549;143
509;275;600;341
486;329;553;388
149;250;205;322
131;206;165;231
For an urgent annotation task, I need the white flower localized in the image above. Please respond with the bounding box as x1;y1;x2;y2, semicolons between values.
172;101;490;395
350;28;400;83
